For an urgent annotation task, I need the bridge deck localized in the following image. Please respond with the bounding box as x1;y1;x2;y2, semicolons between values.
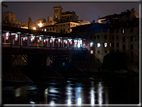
2;45;88;55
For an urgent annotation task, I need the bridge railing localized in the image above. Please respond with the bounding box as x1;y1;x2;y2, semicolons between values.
2;44;88;50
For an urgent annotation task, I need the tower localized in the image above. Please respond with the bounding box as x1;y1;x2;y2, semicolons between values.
53;6;62;22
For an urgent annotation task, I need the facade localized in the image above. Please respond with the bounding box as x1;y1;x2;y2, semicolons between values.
38;5;90;33
72;8;139;72
2;11;28;29
98;8;139;24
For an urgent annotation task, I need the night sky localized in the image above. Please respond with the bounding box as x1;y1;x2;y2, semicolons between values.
2;2;139;23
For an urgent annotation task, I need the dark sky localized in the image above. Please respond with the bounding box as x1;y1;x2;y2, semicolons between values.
2;2;139;23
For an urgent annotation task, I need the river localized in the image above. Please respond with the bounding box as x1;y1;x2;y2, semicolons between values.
2;74;139;105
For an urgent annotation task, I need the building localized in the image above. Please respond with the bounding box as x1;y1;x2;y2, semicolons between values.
72;8;139;72
2;11;28;29
98;8;139;24
38;5;90;34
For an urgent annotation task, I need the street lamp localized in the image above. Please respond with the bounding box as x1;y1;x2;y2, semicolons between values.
38;23;42;27
33;27;36;30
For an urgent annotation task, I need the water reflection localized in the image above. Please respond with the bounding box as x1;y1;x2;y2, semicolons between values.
98;82;103;105
15;88;21;97
75;84;82;105
66;82;73;105
90;81;95;105
3;76;139;104
49;100;55;106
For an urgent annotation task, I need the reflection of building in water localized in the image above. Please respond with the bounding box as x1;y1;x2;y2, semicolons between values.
90;81;95;105
98;82;103;104
66;83;73;105
44;88;48;104
75;85;83;105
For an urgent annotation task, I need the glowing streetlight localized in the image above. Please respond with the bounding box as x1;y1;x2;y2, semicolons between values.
33;27;36;30
38;23;42;27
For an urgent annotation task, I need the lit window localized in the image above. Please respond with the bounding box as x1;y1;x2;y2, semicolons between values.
90;42;93;47
44;29;46;32
97;43;101;47
122;29;125;33
110;43;111;47
90;50;93;54
55;16;57;18
104;43;107;47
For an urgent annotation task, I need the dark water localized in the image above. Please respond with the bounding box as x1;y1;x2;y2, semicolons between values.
2;74;139;105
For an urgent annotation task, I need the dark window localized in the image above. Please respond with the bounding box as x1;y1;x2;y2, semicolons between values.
94;36;96;40
131;45;133;49
68;28;70;31
123;45;125;49
131;52;133;57
116;29;119;33
98;50;100;54
97;35;100;39
130;28;133;32
112;49;115;53
105;50;107;53
116;43;119;47
116;49;119;52
116;35;119;39
130;36;133;41
112;36;114;39
50;28;51;31
112;43;114;47
53;28;54;30
68;24;70;26
104;35;107;39
123;37;125;42
98;59;100;62
131;60;133;63
61;25;62;26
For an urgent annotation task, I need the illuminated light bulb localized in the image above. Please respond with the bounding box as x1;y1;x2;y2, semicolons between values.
38;23;42;27
33;27;36;30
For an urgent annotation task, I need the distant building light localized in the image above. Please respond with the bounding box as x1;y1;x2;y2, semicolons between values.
90;42;93;47
104;43;107;47
44;29;46;32
11;33;16;35
78;44;80;48
97;43;101;47
33;27;36;30
38;23;42;27
42;29;43;31
90;50;93;54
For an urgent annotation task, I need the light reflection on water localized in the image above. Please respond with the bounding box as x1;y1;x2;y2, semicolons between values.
3;75;139;104
66;82;73;105
90;81;95;105
98;82;103;105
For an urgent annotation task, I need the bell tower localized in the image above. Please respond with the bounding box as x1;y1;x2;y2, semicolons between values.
53;6;62;22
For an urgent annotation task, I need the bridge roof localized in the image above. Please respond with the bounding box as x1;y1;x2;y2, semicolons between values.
2;25;87;39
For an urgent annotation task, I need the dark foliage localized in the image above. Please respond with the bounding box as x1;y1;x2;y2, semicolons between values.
101;51;128;70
